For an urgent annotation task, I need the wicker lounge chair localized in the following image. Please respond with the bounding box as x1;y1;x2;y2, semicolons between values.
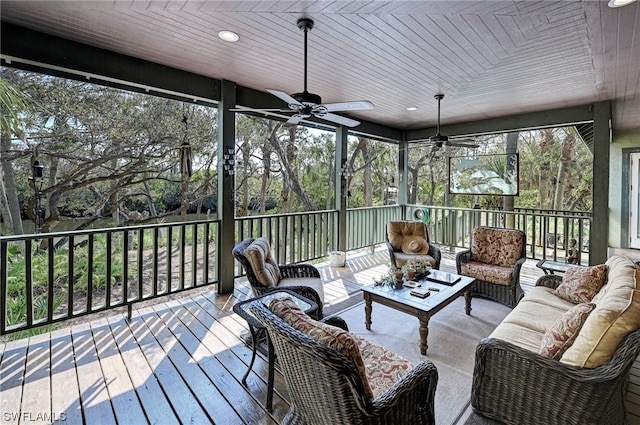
386;220;442;270
250;300;439;425
471;274;640;425
233;237;324;318
456;226;526;307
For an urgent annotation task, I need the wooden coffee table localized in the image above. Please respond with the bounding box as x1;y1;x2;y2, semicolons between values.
362;272;475;355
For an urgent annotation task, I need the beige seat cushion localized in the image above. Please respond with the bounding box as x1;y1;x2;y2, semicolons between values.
244;237;281;287
489;286;573;351
392;252;436;268
560;256;640;368
277;276;325;304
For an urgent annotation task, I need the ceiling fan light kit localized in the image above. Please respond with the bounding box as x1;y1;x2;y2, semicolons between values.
236;17;374;127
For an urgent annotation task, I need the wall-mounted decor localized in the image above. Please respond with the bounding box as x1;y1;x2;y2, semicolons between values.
449;153;519;196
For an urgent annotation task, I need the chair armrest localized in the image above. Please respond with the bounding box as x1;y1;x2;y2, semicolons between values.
535;274;563;289
455;249;472;274
385;240;398;268
279;263;321;278
322;316;349;331
428;244;442;270
371;360;438;424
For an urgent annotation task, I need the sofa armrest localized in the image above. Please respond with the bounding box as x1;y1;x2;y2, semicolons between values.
455;249;472;274
535;274;563;289
472;331;640;425
371;360;438;424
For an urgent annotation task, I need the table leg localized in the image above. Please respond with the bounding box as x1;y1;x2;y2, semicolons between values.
464;287;473;316
364;294;372;330
418;313;430;355
241;325;258;385
266;335;275;412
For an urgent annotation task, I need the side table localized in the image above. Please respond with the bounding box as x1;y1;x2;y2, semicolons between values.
233;289;318;411
536;259;584;275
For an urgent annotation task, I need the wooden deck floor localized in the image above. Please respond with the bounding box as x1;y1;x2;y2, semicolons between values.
1;247;638;424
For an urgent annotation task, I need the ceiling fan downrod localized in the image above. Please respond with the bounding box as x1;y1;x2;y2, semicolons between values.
435;93;444;136
297;18;314;95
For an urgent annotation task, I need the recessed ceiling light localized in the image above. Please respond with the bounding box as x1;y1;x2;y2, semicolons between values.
406;107;418;111
218;30;239;42
608;0;637;7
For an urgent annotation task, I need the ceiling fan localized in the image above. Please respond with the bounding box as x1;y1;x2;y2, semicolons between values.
414;94;479;150
235;18;374;127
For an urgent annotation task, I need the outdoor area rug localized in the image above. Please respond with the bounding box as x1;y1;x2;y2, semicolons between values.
334;296;512;425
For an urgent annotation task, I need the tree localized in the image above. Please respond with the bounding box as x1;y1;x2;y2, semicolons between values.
503;131;519;227
553;129;577;210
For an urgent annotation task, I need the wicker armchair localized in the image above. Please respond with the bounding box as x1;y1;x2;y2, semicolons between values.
250;301;439;425
456;226;526;307
386;221;442;270
471;275;640;425
233;237;324;318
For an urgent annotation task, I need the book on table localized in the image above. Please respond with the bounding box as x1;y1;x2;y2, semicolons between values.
410;287;431;298
425;270;461;286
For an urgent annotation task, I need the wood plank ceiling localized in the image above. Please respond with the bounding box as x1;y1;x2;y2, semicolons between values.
1;1;639;134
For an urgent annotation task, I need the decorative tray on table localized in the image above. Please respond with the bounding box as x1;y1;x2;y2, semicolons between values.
425;270;461;286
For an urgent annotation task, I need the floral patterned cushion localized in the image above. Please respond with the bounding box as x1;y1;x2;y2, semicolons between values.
539;303;596;359
470;227;524;268
268;297;374;399
461;261;513;285
554;264;608;304
354;336;414;399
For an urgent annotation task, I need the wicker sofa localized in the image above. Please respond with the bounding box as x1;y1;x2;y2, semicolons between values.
472;255;640;425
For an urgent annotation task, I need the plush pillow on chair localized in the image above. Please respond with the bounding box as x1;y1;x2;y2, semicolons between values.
269;297;375;399
554;264;607;304
245;237;281;287
539;302;596;359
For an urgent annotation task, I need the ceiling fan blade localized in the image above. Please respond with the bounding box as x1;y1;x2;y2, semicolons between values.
318;112;361;127
230;107;293;113
286;114;304;126
446;141;479;148
266;89;303;107
322;100;375;112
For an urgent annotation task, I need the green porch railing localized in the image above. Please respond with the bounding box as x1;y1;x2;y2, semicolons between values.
235;210;339;272
1;205;591;335
1;219;219;335
407;205;592;264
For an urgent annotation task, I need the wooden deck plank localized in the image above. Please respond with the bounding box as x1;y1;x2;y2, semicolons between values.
162;300;280;425
126;308;212;424
50;327;83;424
90;317;148;424
1;247;638;425
105;314;180;425
185;292;293;419
20;333;51;422
71;322;117;425
142;304;245;424
0;338;29;423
